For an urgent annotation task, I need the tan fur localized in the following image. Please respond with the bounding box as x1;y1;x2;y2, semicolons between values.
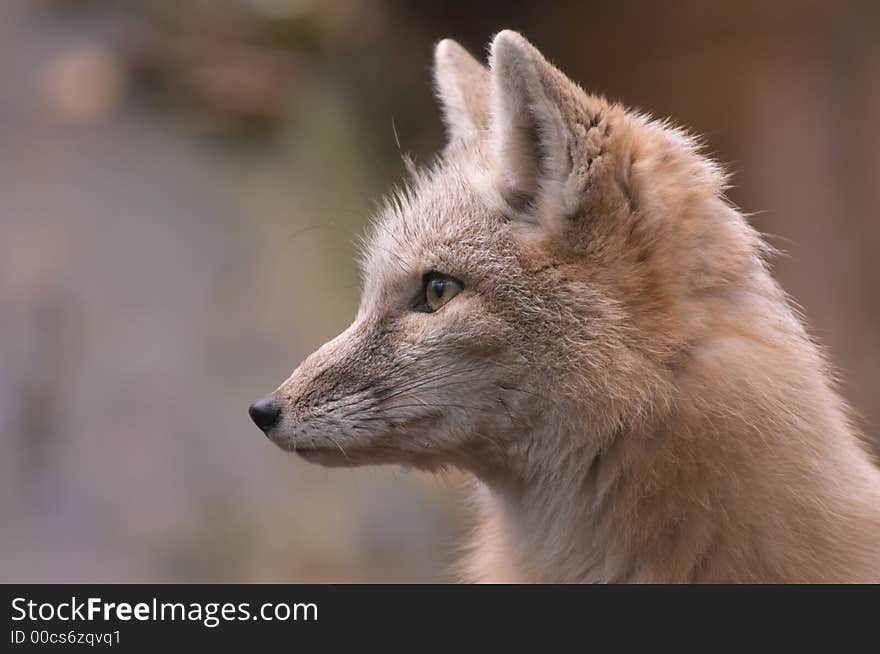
255;31;880;582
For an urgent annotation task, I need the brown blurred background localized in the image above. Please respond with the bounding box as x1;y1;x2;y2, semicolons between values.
1;0;878;582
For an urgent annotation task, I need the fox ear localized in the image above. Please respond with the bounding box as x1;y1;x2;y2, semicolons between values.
488;31;583;219
434;39;490;143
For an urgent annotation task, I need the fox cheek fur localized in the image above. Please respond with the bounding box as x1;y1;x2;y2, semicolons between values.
250;30;880;582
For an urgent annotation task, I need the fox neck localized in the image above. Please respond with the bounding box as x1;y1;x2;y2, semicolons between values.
468;366;880;583
472;412;660;583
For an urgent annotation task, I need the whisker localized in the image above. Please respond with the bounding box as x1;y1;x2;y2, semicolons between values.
375;362;499;403
326;434;350;460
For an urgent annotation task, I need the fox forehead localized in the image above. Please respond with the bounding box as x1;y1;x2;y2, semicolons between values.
358;150;513;305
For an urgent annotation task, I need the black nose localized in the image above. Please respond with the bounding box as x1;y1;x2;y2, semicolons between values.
249;396;281;432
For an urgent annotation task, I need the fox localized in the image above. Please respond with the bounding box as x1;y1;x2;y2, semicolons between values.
248;31;880;583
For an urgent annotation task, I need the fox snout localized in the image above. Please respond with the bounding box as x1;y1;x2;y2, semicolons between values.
247;320;408;464
248;302;530;472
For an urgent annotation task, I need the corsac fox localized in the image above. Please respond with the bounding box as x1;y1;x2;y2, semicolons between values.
249;31;880;582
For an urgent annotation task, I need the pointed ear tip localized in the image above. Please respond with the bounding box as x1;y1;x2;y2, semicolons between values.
489;30;545;77
434;38;466;64
490;30;531;57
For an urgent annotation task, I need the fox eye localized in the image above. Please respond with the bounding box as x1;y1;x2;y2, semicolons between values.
417;272;463;313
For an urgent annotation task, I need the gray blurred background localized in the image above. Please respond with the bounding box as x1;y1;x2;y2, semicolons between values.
1;0;878;582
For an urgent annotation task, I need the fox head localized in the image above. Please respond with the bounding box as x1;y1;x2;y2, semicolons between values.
249;31;763;483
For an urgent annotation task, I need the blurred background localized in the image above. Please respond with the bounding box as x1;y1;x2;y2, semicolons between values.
1;0;878;582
